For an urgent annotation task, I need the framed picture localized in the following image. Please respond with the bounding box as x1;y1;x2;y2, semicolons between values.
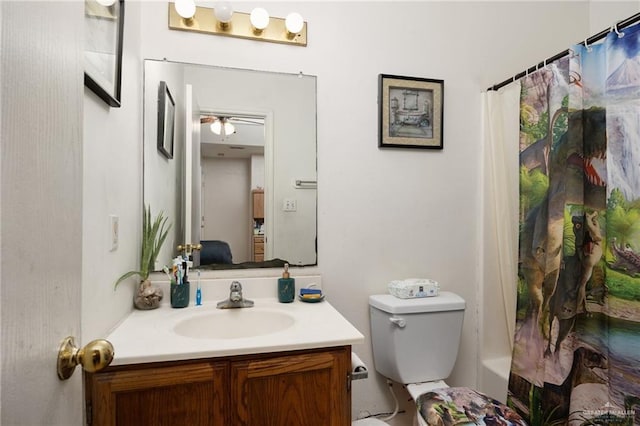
157;81;175;159
84;0;124;107
378;74;444;149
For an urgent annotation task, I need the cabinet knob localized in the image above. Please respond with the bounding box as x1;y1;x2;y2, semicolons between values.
57;336;114;380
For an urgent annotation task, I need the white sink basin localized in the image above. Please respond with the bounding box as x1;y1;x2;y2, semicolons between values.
173;308;295;339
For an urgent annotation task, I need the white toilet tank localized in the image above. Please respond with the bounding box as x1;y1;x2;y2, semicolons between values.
369;292;465;384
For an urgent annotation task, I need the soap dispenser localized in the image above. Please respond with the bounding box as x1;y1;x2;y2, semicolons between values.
278;263;295;303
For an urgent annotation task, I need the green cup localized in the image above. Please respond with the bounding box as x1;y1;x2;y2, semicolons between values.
171;281;190;308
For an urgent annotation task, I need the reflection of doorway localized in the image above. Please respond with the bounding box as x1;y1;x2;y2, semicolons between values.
201;158;251;262
199;112;265;263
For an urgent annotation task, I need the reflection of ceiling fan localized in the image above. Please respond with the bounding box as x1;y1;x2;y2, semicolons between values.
200;115;263;136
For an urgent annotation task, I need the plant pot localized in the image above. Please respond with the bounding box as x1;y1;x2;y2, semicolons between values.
134;279;163;310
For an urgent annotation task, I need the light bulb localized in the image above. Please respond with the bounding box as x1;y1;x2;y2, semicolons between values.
250;8;269;31
175;0;196;19
96;0;116;6
223;121;235;136
210;120;222;135
285;12;304;35
214;2;234;24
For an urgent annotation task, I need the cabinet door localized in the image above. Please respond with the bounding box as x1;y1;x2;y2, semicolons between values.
252;190;264;219
86;361;228;426
231;348;351;426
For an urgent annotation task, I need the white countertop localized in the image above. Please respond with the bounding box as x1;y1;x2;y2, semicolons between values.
107;294;364;365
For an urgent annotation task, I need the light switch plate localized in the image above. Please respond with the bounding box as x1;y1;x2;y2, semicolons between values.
109;215;119;251
283;199;297;212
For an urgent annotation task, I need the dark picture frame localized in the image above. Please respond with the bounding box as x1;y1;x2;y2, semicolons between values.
378;74;444;149
157;81;175;159
84;0;125;107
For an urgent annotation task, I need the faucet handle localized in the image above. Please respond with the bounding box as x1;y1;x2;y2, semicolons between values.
230;281;242;291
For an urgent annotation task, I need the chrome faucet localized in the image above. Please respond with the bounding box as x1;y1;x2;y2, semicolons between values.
216;281;254;309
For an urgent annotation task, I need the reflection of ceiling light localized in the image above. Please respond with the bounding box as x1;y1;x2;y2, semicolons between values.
210;117;235;136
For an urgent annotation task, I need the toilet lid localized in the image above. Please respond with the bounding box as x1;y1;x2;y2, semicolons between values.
369;292;465;314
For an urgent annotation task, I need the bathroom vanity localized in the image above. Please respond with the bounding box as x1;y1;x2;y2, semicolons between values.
84;346;350;426
84;286;363;426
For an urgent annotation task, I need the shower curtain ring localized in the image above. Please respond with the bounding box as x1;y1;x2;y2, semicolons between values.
584;37;592;52
614;22;625;38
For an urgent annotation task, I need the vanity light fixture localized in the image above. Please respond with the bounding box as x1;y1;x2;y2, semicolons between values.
168;2;307;47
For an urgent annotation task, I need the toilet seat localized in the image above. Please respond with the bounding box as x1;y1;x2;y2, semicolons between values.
406;380;448;400
415;387;526;425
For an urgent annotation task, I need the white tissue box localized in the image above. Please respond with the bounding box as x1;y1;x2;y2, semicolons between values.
388;278;440;299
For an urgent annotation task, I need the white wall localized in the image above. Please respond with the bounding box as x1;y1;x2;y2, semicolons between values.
590;1;640;34
82;1;143;342
77;1;640;423
143;61;186;272
202;157;252;262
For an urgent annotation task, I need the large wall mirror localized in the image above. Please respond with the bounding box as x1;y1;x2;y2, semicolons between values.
143;59;317;271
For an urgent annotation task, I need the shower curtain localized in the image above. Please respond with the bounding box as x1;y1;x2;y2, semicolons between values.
509;23;640;425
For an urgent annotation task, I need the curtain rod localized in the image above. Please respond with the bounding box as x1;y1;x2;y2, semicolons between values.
487;12;640;92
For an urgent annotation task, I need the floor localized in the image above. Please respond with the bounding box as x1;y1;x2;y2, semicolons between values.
354;384;417;426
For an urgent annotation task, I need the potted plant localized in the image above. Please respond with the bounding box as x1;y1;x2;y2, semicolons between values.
115;205;171;310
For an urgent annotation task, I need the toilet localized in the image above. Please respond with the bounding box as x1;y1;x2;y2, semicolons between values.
359;291;524;426
366;291;464;425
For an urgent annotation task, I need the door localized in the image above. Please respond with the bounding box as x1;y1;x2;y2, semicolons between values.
1;2;84;424
183;84;202;264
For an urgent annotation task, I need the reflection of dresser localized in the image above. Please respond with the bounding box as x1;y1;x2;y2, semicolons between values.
253;235;264;262
252;190;264;261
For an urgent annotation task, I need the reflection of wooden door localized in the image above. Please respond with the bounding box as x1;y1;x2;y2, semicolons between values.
2;2;83;423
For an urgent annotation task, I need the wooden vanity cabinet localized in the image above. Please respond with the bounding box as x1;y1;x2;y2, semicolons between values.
84;360;229;426
253;235;264;261
85;346;351;426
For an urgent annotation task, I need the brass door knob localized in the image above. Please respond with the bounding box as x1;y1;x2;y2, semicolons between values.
57;336;114;380
177;243;202;252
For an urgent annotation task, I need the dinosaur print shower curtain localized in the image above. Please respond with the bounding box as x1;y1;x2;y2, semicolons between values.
510;23;640;425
